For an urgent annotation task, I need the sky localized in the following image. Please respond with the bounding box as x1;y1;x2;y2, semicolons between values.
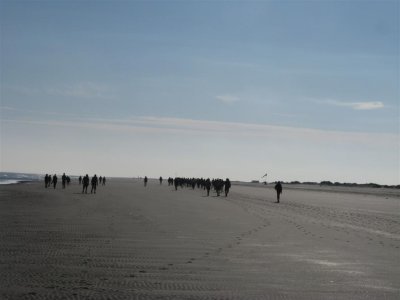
1;0;399;184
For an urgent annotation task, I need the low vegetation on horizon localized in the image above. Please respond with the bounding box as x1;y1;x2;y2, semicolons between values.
250;180;400;189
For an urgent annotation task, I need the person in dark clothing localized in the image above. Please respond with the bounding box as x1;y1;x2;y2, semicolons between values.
224;178;231;197
144;176;148;187
62;173;67;189
214;179;224;196
205;178;211;196
91;175;98;194
52;174;58;189
274;181;283;203
82;174;89;194
79;176;82;185
44;174;49;188
102;177;106;185
174;177;179;190
159;176;163;185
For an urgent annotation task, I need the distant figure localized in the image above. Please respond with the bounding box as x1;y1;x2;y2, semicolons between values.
174;177;179;190
52;174;58;189
66;176;71;185
205;178;211;196
159;176;163;185
144;176;148;187
214;179;224;196
275;181;283;203
99;176;103;185
91;175;98;194
44;174;50;188
82;174;89;194
224;178;231;197
102;176;106;185
79;176;82;185
62;173;67;189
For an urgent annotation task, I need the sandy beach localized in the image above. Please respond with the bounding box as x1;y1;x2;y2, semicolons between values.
1;179;399;299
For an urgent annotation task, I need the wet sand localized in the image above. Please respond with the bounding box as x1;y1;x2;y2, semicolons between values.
1;179;399;299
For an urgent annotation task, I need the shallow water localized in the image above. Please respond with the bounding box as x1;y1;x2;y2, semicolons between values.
0;172;41;185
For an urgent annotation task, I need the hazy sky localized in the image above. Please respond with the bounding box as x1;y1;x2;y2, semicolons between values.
1;0;399;184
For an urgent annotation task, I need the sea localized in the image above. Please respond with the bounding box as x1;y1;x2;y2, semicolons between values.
0;172;42;185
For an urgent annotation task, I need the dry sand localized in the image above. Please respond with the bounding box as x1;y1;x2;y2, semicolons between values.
1;179;399;299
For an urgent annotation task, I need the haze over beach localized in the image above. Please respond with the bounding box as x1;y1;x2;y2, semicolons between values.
1;0;398;185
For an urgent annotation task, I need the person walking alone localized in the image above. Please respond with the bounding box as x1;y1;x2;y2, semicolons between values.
62;173;67;189
274;181;283;203
44;174;50;188
224;178;231;197
91;174;98;194
52;174;58;189
82;174;89;194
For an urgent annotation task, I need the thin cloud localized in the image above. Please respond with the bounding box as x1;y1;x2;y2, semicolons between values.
4;83;114;99
45;82;113;99
195;57;257;69
3;85;41;95
0;106;93;119
350;102;384;110
2;115;396;147
317;99;384;110
216;95;240;104
0;106;16;111
135;116;395;145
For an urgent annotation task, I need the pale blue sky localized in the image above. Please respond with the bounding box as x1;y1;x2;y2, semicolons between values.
1;0;399;184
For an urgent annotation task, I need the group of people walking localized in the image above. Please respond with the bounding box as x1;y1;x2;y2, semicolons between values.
44;174;57;189
78;175;106;194
145;176;283;202
44;173;71;189
45;172;282;201
44;173;105;194
145;176;232;197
